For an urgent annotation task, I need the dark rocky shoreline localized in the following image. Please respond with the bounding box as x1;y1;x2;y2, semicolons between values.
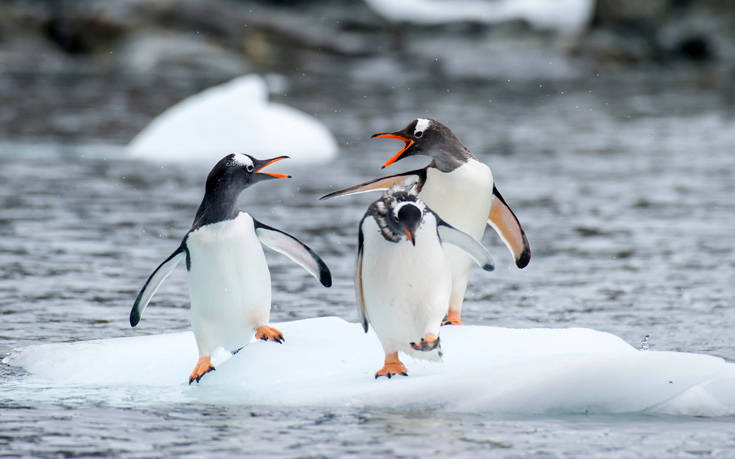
1;0;734;144
4;0;735;74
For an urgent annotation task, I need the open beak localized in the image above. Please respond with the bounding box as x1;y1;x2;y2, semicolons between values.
372;133;414;169
255;155;291;179
402;226;416;246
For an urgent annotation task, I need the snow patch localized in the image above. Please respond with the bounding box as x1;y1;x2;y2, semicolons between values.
127;75;338;164
3;317;734;415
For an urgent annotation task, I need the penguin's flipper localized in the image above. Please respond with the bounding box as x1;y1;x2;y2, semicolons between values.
130;244;187;327
436;218;495;272
319;168;426;200
488;185;531;269
356;223;369;333
253;219;332;287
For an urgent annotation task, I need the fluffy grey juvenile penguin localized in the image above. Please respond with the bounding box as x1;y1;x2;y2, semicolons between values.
130;153;332;384
323;118;529;326
357;185;494;378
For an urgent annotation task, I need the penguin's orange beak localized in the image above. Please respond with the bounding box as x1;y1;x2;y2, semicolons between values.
402;226;416;246
255;155;291;179
372;133;414;169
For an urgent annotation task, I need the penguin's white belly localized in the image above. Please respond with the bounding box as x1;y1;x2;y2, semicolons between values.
361;218;451;357
186;212;270;355
419;160;493;277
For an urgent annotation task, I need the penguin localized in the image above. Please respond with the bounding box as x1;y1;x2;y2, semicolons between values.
322;118;529;326
130;153;332;384
357;185;495;378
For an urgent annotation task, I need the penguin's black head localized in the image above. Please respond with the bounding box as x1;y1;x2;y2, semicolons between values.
391;201;422;246
373;185;425;246
192;154;291;230
205;153;291;193
372;118;471;172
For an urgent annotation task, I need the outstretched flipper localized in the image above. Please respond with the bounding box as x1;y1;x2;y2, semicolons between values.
253;219;332;287
130;242;188;327
488;185;530;269
320;168;426;200
435;217;495;272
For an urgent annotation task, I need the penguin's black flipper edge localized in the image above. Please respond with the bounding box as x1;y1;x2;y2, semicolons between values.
319;168;426;200
435;217;495;272
254;219;332;287
488;185;531;269
130;245;186;327
356;223;368;333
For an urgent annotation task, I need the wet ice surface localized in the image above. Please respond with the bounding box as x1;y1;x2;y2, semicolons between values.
2;69;735;456
6;317;735;416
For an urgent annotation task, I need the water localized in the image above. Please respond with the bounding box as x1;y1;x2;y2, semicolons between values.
1;66;735;456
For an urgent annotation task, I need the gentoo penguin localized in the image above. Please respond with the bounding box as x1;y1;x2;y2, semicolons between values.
357;186;495;378
130;154;332;384
322;118;529;326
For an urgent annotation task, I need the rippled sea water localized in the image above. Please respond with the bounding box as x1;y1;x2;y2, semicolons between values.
1;67;735;456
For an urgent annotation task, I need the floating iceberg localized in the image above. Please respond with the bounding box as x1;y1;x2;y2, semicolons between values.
128;75;338;164
363;0;594;35
3;317;734;416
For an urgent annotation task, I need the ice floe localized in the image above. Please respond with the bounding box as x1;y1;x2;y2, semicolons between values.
127;75;338;164
3;317;734;415
363;0;594;35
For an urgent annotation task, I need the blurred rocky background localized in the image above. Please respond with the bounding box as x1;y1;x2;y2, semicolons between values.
1;0;734;144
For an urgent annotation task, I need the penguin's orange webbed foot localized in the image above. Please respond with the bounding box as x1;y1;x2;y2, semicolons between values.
410;333;441;352
255;325;284;343
441;310;462;326
375;352;407;379
189;356;215;384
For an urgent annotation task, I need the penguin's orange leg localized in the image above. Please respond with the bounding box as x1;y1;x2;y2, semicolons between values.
189;356;215;384
441;310;462;326
375;352;407;379
255;325;284;343
410;333;441;352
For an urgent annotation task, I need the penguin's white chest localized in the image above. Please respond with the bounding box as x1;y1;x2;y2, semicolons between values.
419;159;493;280
419;159;493;239
361;217;451;355
186;212;270;354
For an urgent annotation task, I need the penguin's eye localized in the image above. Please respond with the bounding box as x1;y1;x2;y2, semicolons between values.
415;131;423;138
247;164;254;172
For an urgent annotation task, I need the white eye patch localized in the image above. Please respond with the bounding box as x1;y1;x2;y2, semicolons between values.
414;118;431;136
232;153;254;169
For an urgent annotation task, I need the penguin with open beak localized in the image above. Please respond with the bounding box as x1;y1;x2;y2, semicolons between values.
357;185;495;378
130;154;332;384
322;118;530;326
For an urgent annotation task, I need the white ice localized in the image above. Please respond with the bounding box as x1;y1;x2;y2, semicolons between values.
127;75;338;164
4;317;735;415
363;0;594;35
